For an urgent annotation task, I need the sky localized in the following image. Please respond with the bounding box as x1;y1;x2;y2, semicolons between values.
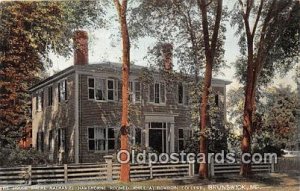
49;1;298;92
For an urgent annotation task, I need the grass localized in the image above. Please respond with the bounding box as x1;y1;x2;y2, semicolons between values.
3;173;299;191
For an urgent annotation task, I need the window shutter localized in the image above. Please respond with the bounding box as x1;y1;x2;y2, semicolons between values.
65;80;68;100
118;80;122;101
63;129;66;151
149;83;154;102
36;94;39;111
135;82;141;102
41;132;44;152
58;83;61;102
41;91;44;110
58;129;61;149
184;84;189;105
36;132;40;151
160;83;165;103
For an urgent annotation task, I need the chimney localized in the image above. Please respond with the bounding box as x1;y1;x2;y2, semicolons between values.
73;30;88;65
161;43;173;71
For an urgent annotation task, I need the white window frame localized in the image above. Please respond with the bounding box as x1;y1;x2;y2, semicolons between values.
178;83;189;106
129;80;141;104
87;127;115;152
88;77;118;102
148;81;166;105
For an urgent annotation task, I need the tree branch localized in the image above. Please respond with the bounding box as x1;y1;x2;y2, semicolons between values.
252;0;264;37
211;0;223;58
113;0;122;20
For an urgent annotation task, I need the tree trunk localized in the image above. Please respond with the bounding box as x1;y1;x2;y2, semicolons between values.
114;0;130;182
199;56;213;179
240;37;254;176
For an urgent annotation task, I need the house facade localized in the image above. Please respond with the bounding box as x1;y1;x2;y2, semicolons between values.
29;31;231;164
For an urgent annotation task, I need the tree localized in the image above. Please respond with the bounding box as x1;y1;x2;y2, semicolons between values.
130;0;227;178
231;0;300;176
227;86;298;154
113;0;131;182
197;0;224;178
255;86;299;151
0;1;104;147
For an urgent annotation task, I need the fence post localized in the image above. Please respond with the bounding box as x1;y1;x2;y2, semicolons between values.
149;163;153;179
211;156;215;177
271;158;275;173
27;165;32;185
104;155;113;181
64;164;68;183
189;162;194;177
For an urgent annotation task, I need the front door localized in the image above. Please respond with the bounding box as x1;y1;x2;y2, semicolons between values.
149;122;168;153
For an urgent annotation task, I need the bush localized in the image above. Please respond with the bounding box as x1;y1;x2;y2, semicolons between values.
0;146;49;167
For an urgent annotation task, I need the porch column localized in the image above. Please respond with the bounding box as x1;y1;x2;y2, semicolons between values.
170;122;175;153
145;123;149;148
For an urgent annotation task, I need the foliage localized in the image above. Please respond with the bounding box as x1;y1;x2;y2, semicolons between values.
0;145;49;167
255;86;299;150
130;0;227;76
0;1;104;147
231;0;300;86
227;85;299;153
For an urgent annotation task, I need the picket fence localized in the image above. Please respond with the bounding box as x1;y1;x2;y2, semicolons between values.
0;155;279;185
0;162;193;185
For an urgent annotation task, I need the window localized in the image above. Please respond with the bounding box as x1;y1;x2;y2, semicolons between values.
48;86;53;106
135;128;141;145
36;91;43;111
178;128;184;151
96;79;106;101
215;94;219;106
58;80;67;102
178;83;189;105
88;78;106;101
107;79;115;101
58;128;66;151
129;81;141;103
149;82;165;104
88;127;115;151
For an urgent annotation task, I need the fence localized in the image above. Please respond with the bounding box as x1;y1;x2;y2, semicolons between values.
210;158;274;176
0;156;193;185
0;155;281;185
274;157;300;173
